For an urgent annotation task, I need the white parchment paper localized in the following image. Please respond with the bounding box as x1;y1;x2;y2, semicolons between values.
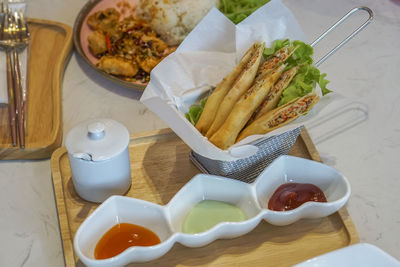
140;0;340;161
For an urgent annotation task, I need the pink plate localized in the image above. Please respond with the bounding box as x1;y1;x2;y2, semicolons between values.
73;0;147;90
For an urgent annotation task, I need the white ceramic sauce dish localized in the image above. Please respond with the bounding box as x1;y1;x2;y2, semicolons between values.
294;243;400;267
74;155;351;266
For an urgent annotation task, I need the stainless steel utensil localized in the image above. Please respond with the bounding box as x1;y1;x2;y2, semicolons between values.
0;1;29;148
0;1;18;146
11;9;30;148
311;6;374;67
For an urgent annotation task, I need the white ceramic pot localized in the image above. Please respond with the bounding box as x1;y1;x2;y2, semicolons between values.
65;118;131;203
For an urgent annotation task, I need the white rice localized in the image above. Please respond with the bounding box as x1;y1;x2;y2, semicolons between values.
137;0;218;46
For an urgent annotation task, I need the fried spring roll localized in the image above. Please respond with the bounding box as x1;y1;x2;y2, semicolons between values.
209;64;286;150
236;92;320;142
249;66;299;124
254;45;295;83
205;42;265;138
195;43;258;135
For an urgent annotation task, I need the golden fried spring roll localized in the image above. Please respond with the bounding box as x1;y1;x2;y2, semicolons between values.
250;66;299;123
254;45;295;83
195;43;258;135
236;92;320;142
205;42;265;138
209;64;286;150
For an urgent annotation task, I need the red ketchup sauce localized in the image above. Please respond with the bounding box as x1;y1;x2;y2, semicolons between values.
268;183;327;211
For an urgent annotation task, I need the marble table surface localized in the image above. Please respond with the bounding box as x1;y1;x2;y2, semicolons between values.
1;0;399;266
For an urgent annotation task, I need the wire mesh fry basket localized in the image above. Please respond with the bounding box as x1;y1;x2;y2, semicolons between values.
190;6;373;183
190;126;303;183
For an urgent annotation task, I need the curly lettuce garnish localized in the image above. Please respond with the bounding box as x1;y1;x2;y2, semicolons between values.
219;0;271;24
264;39;331;106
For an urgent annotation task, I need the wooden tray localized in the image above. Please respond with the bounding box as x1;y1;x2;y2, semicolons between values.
0;18;73;160
51;128;359;267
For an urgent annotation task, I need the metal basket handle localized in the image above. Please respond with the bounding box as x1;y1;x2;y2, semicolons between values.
311;6;374;67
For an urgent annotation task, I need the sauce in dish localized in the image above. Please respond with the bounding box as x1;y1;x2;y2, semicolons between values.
268;183;327;211
94;223;161;259
182;200;248;234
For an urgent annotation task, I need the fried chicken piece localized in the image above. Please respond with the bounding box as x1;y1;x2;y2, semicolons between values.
141;35;168;55
135;53;162;73
162;45;177;57
119;15;153;34
88;30;107;56
87;8;120;30
88;8;175;77
97;56;138;77
87;8;121;40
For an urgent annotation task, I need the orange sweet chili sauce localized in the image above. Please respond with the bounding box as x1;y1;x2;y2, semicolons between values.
94;223;161;260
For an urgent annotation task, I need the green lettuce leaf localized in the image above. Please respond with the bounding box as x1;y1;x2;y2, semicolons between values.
319;73;332;95
261;39;331;106
219;0;271;24
185;97;208;125
263;38;290;58
278;65;317;105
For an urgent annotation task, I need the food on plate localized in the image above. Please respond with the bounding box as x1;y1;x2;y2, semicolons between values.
85;1;273;83
237;91;320;142
268;182;327;211
136;0;272;46
182;200;248;234
87;30;108;55
219;0;271;24
94;222;161;259
195;43;259;135
87;8;121;40
210;63;286;150
87;7;176;82
135;0;273;46
185;39;330;150
137;0;218;46
97;55;139;77
205;42;265;138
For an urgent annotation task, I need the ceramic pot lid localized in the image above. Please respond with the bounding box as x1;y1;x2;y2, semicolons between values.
65;118;129;161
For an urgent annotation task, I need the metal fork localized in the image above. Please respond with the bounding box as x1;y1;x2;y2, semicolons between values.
11;9;30;148
0;2;18;146
0;2;29;148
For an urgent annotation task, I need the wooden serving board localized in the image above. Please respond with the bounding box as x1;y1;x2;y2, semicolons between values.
0;18;73;159
50;128;359;267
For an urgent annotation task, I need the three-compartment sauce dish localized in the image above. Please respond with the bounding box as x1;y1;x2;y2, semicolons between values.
74;155;351;266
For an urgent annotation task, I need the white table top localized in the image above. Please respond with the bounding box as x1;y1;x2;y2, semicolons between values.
1;0;399;266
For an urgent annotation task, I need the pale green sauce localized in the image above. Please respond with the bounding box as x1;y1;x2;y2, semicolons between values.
182;200;248;234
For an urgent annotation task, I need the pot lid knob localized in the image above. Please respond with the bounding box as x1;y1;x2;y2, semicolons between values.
88;122;105;140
